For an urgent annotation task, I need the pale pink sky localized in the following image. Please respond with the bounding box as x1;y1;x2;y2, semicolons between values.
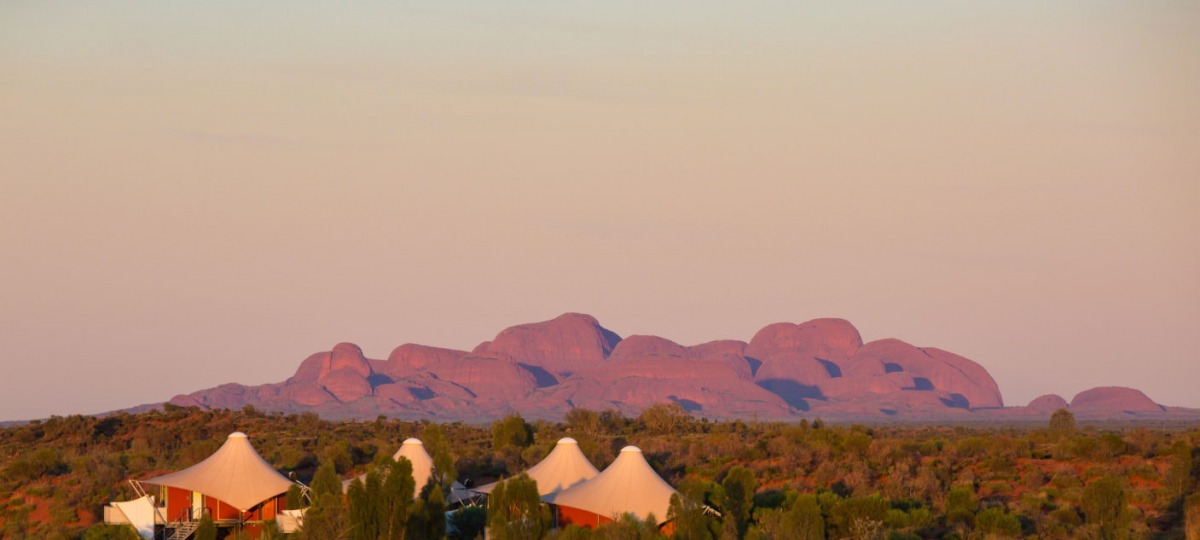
2;1;1198;420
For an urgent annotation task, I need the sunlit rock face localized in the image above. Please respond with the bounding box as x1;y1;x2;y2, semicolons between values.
473;313;622;378
1071;387;1163;414
163;313;1182;422
1027;394;1069;412
743;318;1002;413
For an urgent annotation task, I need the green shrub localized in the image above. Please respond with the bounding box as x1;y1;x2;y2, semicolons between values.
82;524;141;540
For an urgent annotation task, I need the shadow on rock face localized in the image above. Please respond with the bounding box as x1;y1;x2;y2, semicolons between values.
757;379;825;411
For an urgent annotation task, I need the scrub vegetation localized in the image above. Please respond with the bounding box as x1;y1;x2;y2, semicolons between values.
0;404;1197;539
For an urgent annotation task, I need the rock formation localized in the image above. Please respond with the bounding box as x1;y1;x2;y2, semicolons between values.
1027;394;1069;412
162;313;1183;422
1070;387;1164;414
473;313;620;377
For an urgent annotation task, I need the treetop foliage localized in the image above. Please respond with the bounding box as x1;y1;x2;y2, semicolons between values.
1;404;1197;539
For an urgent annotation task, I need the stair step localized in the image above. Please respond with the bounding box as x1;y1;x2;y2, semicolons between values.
166;522;199;540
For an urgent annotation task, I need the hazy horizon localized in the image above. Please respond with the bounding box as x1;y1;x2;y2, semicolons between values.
2;1;1197;421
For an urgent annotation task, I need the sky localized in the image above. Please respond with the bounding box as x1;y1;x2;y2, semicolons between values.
1;1;1197;421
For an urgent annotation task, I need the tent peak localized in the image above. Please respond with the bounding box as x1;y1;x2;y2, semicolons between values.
402;438;423;445
558;437;578;445
543;443;675;524
142;432;292;512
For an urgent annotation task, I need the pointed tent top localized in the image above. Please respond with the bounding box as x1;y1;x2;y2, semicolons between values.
542;445;677;525
143;433;293;512
395;438;435;494
475;436;599;496
343;437;437;498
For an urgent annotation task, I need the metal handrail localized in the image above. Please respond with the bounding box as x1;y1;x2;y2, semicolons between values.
128;479;148;499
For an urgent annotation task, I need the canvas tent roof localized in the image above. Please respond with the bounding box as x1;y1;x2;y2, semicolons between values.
448;481;475;506
394;438;435;491
475;437;598;496
542;446;677;524
143;432;294;512
343;438;436;498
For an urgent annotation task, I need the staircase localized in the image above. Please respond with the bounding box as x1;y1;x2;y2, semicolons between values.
166;521;198;540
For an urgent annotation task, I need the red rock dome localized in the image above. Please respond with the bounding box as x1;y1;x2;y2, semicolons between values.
1071;387;1162;413
1027;394;1069;411
475;313;622;377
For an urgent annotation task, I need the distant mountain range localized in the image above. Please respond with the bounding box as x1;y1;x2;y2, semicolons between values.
164;313;1198;422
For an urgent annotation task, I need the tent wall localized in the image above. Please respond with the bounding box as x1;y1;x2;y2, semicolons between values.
213;498;240;521
166;487;191;521
240;494;286;522
556;506;612;529
260;495;286;521
555;505;675;534
166;488;287;524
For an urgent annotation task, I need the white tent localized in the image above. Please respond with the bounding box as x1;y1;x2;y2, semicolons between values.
276;509;305;533
143;432;294;512
344;438;436;499
395;438;435;492
542;446;677;525
110;495;159;539
475;437;598;496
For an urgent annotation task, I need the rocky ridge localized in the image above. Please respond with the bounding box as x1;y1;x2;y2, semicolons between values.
167;313;1187;422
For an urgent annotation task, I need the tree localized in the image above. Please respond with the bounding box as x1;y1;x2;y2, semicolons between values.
259;520;283;540
669;478;719;540
301;463;349;540
1185;493;1200;540
1049;408;1076;439
791;495;826;540
423;423;458;489
944;486;977;531
324;441;354;475
746;494;824;540
975;507;1020;538
194;514;217;540
598;409;628;433
1082;476;1128;540
719;466;757;539
346;456;420;540
311;461;344;500
492;414;534;452
286;484;305;509
596;514;665;540
848;517;884;540
379;457;417;540
448;506;487;540
408;483;446;540
1166;441;1195;499
428;483;448;536
566;408;601;436
829;495;888;540
346;477;376;540
82;524;141;540
488;473;548;540
640;403;691;435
